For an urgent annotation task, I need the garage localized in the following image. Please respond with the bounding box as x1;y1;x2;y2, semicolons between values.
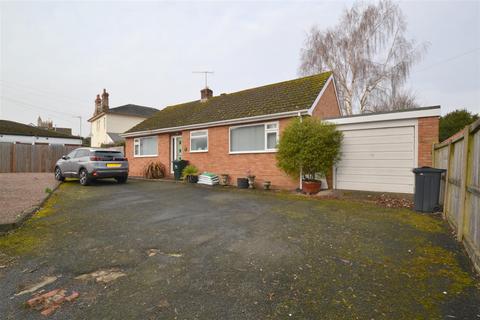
327;107;440;194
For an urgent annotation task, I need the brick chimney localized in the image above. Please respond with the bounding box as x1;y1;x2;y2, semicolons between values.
101;89;109;112
94;94;102;115
200;87;213;102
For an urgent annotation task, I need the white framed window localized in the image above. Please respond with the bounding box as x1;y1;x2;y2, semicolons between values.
229;121;279;154
190;130;208;152
134;136;158;157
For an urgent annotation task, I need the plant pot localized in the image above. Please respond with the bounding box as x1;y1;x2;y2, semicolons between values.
237;178;249;189
263;181;271;190
247;175;256;189
302;180;321;195
187;175;198;183
220;174;229;185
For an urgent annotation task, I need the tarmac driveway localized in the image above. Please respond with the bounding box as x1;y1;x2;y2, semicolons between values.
0;180;479;319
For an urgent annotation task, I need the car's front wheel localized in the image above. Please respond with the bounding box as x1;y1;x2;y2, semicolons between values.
79;169;90;186
54;167;65;182
115;176;128;184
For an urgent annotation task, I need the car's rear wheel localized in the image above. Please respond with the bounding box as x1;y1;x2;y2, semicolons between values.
54;167;65;182
115;176;128;184
79;169;90;186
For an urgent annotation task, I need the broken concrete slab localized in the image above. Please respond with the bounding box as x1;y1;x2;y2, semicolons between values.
14;276;58;297
75;269;126;283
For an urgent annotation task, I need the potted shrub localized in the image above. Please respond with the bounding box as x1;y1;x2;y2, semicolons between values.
220;173;229;185
182;165;199;183
246;170;256;189
263;181;271;190
277;117;343;195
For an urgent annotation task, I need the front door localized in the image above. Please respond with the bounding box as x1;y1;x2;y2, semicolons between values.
171;135;183;173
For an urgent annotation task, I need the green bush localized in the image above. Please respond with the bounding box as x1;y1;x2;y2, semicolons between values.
182;165;199;178
276;117;343;180
439;109;478;142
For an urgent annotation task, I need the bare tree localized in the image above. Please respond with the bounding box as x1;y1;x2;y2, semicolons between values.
300;0;427;115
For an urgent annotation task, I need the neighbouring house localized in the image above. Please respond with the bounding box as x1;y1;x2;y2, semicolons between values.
37;116;73;135
88;89;158;147
0;119;83;145
121;72;440;193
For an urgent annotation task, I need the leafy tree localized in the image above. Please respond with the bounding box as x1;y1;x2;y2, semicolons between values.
277;117;343;180
299;0;428;115
439;109;478;142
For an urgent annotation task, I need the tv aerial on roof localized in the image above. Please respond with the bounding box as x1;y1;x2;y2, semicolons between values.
193;71;214;88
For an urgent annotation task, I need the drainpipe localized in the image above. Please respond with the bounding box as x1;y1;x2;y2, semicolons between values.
298;111;302;191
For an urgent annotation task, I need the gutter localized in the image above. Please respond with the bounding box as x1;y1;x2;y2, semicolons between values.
120;109;309;138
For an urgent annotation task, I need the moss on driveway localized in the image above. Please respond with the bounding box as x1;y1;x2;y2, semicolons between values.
0;180;478;319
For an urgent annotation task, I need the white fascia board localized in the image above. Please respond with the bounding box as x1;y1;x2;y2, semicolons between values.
120;109;309;138
326;107;440;125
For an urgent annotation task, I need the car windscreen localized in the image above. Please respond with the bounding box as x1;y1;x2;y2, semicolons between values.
91;151;124;160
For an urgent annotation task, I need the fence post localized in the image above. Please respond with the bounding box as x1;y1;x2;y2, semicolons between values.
10;143;16;173
457;127;471;241
443;142;453;219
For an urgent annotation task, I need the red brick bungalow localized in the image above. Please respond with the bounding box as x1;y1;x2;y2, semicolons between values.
121;72;340;189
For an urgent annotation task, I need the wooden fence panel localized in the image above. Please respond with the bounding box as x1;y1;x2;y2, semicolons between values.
446;141;464;226
434;118;480;273
0;143;78;173
0;143;12;173
434;144;449;205
15;144;32;172
465;129;480;269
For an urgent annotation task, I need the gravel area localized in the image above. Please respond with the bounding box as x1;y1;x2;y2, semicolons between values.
0;173;58;226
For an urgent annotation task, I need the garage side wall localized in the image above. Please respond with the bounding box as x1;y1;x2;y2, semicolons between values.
418;116;439;167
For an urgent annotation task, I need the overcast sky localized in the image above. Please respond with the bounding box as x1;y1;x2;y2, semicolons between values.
0;0;479;136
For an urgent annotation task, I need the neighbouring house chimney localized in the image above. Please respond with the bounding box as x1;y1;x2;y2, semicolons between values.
200;87;213;102
95;94;102;115
101;88;109;112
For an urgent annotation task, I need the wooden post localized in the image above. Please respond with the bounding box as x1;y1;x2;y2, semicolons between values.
443;142;453;220
457;126;471;241
10;143;16;173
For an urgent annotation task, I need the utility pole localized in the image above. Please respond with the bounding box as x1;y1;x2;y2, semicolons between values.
193;71;214;88
73;115;82;137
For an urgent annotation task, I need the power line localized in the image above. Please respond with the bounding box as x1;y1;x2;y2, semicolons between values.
0;95;82;124
0;80;91;105
413;47;480;73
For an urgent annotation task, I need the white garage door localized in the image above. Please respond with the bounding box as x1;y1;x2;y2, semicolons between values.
335;126;415;194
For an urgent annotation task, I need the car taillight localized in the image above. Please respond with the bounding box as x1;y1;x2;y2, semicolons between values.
90;156;105;161
113;157;127;161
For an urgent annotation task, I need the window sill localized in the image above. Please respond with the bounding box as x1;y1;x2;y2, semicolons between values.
229;150;277;155
190;150;208;153
133;154;158;158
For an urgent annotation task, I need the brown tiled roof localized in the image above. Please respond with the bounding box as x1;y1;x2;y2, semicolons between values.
127;72;332;133
0;120;80;138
